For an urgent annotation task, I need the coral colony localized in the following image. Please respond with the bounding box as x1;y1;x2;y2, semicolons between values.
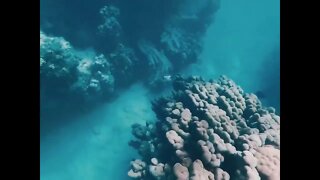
40;0;220;108
128;76;279;180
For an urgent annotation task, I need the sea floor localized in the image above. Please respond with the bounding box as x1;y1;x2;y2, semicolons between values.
40;83;157;180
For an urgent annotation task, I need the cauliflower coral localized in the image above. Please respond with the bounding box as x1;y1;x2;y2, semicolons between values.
128;75;280;180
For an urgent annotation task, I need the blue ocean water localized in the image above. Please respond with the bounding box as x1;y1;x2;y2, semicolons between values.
41;84;155;180
183;0;280;110
40;0;280;179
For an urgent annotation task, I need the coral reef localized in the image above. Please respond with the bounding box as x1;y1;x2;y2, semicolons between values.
40;31;114;104
71;54;114;100
128;76;280;179
98;5;121;38
137;40;173;87
40;31;78;88
160;0;220;70
40;0;221;95
160;25;201;70
96;5;122;53
108;43;139;86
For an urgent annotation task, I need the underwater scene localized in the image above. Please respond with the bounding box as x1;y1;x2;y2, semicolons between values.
40;0;280;179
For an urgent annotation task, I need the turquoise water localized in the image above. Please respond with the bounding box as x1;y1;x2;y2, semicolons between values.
183;0;280;110
41;84;155;180
40;0;280;179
